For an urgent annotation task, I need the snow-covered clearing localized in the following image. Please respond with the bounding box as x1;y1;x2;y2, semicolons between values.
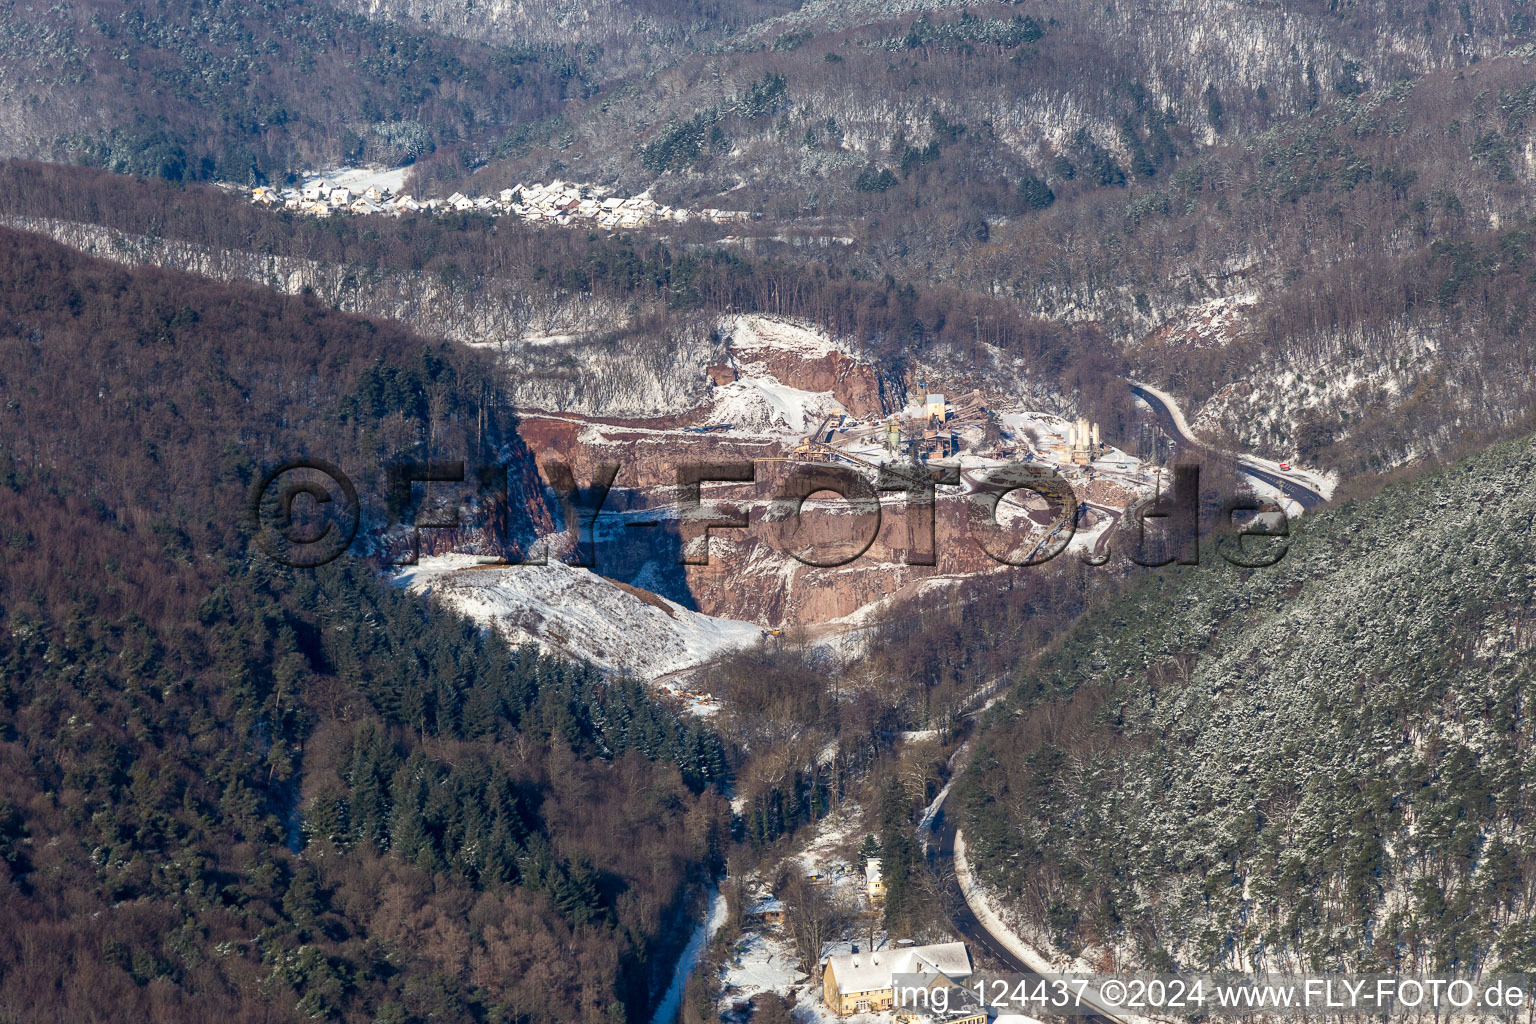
521;332;582;347
720;930;808;1008
780;800;871;904
300;165;411;194
392;554;760;680
719;927;887;1024
709;376;843;436
996;410;1070;443
725;314;843;360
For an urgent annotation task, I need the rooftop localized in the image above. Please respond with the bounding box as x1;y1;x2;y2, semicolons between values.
826;941;971;995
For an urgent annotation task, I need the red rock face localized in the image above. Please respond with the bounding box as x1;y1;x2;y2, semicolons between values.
742;347;887;419
514;415;782;510
676;492;1010;625
507;413;1114;627
493;323;1140;628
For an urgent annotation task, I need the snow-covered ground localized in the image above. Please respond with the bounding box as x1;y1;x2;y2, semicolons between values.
706;315;851;436
392;554;761;679
719;928;887;1024
791;803;868;886
720;930;809;1010
1065;512;1115;555
300;165;411;194
521;332;582;347
714;802;889;1021
710;376;844;436
1147;293;1257;350
726;315;844;361
996;410;1067;450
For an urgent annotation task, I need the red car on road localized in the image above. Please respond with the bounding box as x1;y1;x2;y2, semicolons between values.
1279;462;1291;471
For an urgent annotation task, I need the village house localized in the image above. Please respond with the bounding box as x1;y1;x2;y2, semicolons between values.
822;941;972;1017
865;857;886;901
745;897;785;926
253;174;745;232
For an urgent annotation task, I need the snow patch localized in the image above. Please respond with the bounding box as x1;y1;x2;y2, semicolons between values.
300;165;411;195
709;376;844;436
393;554;760;680
725;314;843;360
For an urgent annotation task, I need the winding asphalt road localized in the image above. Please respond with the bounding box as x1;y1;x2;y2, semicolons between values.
1128;382;1327;510
929;806;1030;973
927;802;1118;1024
921;712;1120;1024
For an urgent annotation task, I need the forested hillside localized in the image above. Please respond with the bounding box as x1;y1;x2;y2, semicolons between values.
961;54;1536;475
959;434;1536;976
6;0;1535;477
0;227;729;1023
0;161;1121;420
0;0;588;182
464;0;1534;207
449;15;1536;478
321;0;803;79
9;0;1536;1016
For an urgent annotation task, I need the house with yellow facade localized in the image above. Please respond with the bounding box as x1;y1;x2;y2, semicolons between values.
821;941;971;1016
865;857;886;901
